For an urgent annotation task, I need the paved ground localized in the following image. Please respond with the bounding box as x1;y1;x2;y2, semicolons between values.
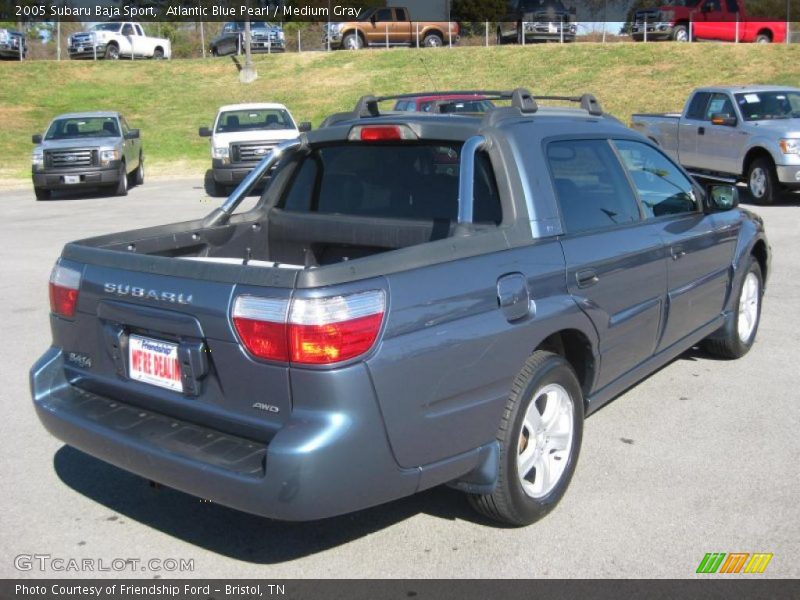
0;180;798;579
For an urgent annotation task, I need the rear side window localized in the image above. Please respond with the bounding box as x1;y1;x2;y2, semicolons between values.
614;140;698;218
280;143;502;224
686;92;711;120
547;139;640;234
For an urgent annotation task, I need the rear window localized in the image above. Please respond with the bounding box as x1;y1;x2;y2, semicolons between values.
279;143;502;224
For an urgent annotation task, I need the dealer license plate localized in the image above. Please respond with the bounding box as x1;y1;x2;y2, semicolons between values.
128;335;183;392
63;175;80;184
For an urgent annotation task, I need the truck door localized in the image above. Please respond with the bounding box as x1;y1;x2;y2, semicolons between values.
613;140;737;351
550;139;668;390
119;22;135;57
697;92;741;175
392;7;412;44
131;24;147;57
368;7;394;45
678;91;711;169
694;0;729;40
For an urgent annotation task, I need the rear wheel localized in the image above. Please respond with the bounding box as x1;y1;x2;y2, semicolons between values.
468;351;583;526
34;187;51;201
747;157;779;205
153;47;164;59
423;33;444;47
703;258;762;359
755;33;771;43
132;154;144;186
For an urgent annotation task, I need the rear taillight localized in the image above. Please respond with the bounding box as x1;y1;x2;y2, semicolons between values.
348;125;418;142
49;263;81;318
232;296;290;362
232;291;385;365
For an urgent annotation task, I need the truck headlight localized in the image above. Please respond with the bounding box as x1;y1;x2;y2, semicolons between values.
212;146;230;163
277;31;285;41
100;149;120;166
0;29;9;43
779;139;800;155
32;151;44;168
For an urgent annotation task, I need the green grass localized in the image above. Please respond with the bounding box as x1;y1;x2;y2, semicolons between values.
1;43;799;181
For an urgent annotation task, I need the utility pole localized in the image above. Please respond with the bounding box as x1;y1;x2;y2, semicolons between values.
240;19;257;83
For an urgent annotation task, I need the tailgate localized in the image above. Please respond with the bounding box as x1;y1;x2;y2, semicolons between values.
50;258;294;441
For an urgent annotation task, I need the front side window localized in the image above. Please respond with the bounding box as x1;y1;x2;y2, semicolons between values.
705;93;735;121
374;8;393;21
614;140;698;218
547;139;641;234
280;143;502;224
686;92;711;120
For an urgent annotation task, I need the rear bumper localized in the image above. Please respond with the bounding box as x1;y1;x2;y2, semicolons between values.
31;347;419;521
32;164;120;190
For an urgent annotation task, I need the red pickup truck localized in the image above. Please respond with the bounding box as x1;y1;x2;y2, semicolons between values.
632;0;787;43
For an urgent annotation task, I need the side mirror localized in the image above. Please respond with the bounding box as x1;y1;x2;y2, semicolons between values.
32;134;42;144
706;184;738;212
298;122;312;133
125;129;140;139
199;127;212;137
370;15;377;25
710;113;737;127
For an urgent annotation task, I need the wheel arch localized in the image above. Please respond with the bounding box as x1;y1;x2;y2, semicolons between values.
751;238;769;285
535;328;596;400
341;28;366;46
755;28;773;42
742;146;774;178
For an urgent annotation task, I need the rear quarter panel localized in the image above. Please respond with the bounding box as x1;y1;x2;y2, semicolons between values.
367;242;597;469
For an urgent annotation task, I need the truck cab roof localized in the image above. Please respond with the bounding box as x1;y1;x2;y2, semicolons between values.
53;111;121;120
217;103;289;113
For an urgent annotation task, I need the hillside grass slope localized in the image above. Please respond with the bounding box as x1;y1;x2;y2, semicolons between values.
1;43;799;182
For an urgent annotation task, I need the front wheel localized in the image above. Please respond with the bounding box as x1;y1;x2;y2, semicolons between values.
114;162;128;196
342;33;363;50
34;187;51;201
673;25;690;42
104;43;119;60
703;259;763;359
132;154;144;186
747;157;779;205
468;351;583;526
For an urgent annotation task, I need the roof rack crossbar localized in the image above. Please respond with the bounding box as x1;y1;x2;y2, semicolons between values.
535;94;604;116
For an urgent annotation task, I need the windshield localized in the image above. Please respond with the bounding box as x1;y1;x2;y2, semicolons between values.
215;109;296;133
91;24;121;32
425;100;496;114
735;91;800;120
279;143;502;224
45;117;120;140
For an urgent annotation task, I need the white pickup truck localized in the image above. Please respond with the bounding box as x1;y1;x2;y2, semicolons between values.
631;85;800;204
68;22;171;60
199;103;311;196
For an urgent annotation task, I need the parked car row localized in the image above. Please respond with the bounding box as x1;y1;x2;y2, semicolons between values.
30;86;771;528
0;27;26;59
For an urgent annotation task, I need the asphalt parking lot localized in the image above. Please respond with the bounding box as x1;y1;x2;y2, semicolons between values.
0;179;798;579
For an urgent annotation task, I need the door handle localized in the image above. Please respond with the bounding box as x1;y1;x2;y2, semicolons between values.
698;126;705;135
576;269;599;288
671;246;686;261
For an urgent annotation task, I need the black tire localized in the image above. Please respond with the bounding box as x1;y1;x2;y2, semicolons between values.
747;157;779;205
423;33;444;48
672;24;690;42
105;43;119;60
153;47;164;59
342;33;363;50
34;187;51;201
132;154;144;186
755;33;771;44
496;29;505;45
702;259;763;360
468;351;584;526
114;162;128;196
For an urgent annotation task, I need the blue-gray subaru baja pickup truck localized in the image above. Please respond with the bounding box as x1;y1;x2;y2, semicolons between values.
31;89;770;526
